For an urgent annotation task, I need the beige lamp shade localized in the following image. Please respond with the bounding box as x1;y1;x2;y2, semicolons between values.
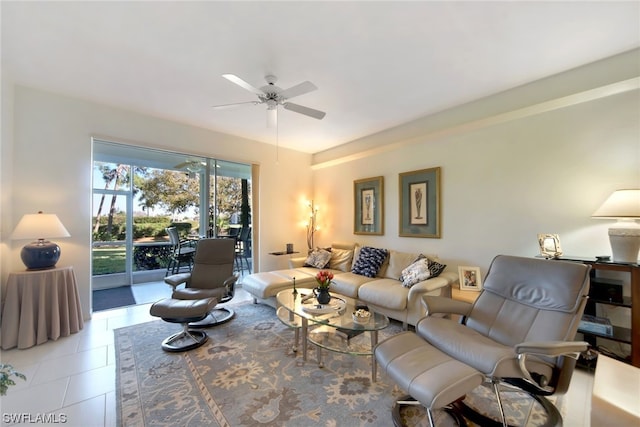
11;212;70;240
592;189;640;219
11;211;70;270
592;190;640;263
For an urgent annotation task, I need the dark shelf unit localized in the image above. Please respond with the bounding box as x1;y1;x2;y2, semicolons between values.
548;256;639;367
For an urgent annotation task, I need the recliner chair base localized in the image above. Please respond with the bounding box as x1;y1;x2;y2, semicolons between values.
452;390;561;427
391;395;467;427
161;325;209;352
189;307;235;328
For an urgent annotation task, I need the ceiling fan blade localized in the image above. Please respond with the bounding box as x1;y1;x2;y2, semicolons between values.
279;81;317;100
211;101;259;110
283;102;326;120
267;107;277;128
222;74;264;95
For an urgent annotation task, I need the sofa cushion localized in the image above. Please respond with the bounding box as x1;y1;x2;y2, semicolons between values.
328;248;354;272
304;248;332;269
330;272;372;298
293;266;344;279
358;279;409;310
400;257;432;287
384;250;419;279
352;246;388;278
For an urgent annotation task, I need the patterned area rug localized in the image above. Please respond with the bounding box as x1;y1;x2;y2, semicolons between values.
115;302;563;426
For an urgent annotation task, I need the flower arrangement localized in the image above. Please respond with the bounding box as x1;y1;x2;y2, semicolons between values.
315;270;333;289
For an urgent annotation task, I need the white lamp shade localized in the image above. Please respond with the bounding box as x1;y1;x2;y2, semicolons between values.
592;189;640;219
11;212;70;240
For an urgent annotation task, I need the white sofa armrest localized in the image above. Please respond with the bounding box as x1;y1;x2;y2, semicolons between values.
407;271;457;300
288;257;307;268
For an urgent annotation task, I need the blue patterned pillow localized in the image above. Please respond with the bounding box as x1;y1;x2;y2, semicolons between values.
351;246;388;278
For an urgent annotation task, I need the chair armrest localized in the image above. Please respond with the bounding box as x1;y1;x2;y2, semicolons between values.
421;295;473;317
288;257;307;268
224;275;238;289
515;340;589;392
515;341;589;358
179;238;197;248
164;273;191;290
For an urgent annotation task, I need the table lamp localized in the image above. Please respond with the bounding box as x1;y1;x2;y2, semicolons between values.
592;189;640;263
11;211;71;270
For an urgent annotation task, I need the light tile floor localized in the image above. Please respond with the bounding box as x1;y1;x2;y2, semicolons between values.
0;281;594;427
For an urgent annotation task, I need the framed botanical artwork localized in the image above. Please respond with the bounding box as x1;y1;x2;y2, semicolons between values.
354;176;384;235
399;167;441;238
538;233;563;258
459;266;482;291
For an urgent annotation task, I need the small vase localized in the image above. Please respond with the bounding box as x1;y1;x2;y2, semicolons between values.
315;287;331;304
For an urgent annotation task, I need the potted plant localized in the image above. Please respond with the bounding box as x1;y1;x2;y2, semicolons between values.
314;270;333;304
0;364;26;396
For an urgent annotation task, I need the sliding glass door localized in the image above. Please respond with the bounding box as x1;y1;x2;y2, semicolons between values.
92;139;252;290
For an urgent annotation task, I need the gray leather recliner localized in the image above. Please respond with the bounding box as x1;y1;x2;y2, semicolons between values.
375;255;591;426
164;238;238;327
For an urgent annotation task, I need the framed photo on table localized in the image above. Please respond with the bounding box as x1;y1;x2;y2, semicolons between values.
354;176;384;235
459;266;482;291
537;234;563;258
399;167;441;238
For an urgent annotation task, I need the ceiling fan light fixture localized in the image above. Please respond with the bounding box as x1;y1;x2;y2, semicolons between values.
267;108;277;128
213;74;326;126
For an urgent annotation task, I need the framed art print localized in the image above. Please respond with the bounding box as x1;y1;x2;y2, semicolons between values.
459;266;482;291
399;167;441;238
354;176;384;235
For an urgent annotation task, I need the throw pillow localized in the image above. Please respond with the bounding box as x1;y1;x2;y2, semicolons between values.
427;259;446;278
400;257;431;288
399;254;426;282
328;248;353;272
304;248;332;269
351;246;388;278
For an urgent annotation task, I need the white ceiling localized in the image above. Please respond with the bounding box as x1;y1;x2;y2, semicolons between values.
2;1;639;154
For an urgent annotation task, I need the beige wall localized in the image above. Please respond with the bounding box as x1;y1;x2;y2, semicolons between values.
311;50;639;276
312;90;639;272
1;85;313;319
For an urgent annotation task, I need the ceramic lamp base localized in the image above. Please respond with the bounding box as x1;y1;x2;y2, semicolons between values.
608;226;640;263
21;240;61;270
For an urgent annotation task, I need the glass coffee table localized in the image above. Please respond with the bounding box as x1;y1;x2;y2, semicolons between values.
276;288;389;381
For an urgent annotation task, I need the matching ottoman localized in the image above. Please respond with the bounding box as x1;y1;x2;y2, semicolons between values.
375;331;484;426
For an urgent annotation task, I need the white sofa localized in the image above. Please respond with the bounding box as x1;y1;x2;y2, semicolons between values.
242;242;458;328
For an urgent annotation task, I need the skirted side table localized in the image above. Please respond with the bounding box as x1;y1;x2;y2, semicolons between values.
1;266;84;350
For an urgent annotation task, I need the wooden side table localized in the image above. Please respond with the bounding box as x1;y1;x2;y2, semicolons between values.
1;266;84;350
451;284;480;304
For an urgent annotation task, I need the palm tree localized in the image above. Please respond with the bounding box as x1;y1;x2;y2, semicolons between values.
93;164;128;236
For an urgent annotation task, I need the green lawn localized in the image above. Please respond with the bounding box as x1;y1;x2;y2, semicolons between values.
92;244;171;275
92;247;126;275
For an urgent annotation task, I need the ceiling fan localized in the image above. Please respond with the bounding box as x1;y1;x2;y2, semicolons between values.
174;160;206;172
213;74;326;127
